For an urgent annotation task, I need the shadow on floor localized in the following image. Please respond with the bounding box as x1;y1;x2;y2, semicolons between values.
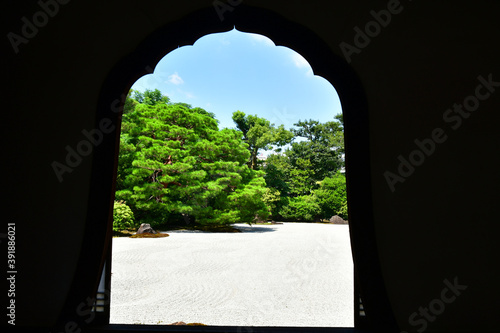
233;225;279;233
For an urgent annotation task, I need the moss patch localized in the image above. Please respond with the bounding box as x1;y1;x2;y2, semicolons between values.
113;229;136;237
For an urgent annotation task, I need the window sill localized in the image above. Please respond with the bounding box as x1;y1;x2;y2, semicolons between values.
85;324;370;333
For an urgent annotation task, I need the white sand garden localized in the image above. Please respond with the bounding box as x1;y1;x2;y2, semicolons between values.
110;223;353;327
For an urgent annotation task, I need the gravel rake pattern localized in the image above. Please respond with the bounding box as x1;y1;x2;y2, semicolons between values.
110;223;354;327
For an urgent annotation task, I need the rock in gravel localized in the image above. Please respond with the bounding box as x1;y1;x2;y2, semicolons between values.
136;223;156;234
330;215;348;224
169;321;186;325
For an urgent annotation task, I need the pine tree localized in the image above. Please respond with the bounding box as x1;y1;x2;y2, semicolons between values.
116;102;268;226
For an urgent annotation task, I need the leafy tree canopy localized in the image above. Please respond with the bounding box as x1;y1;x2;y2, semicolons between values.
116;89;347;226
286;117;344;183
132;88;170;106
313;172;348;220
116;102;268;226
232;110;294;169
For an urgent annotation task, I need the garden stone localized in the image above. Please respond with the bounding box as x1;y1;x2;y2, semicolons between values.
329;215;347;224
136;223;156;234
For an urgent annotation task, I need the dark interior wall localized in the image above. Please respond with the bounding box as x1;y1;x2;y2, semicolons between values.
361;3;500;332
3;1;213;326
3;0;499;332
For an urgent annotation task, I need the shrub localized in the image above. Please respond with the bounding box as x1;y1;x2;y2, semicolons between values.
337;200;348;220
279;195;321;222
113;201;136;231
262;187;281;218
314;172;348;220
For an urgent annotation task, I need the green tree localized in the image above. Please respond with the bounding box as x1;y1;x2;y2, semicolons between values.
232;111;293;169
313;172;348;220
263;153;290;195
263;116;346;220
288;118;344;183
116;89;167;191
116;103;268;226
133;88;170;106
334;113;344;129
261;187;281;218
123;90;139;114
288;158;316;196
279;195;321;222
292;119;343;146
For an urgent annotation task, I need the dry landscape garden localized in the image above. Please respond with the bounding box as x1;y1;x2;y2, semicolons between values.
113;88;348;233
110;89;352;326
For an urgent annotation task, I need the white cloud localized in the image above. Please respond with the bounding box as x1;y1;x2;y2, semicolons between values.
167;72;184;85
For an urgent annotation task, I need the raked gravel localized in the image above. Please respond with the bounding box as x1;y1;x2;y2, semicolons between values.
110;222;354;327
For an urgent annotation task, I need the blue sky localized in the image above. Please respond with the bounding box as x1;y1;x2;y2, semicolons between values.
130;28;342;132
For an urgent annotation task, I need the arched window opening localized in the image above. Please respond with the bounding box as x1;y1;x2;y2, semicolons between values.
109;28;352;327
72;4;397;333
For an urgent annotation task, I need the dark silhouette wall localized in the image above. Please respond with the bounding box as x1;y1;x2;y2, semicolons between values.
3;1;499;332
